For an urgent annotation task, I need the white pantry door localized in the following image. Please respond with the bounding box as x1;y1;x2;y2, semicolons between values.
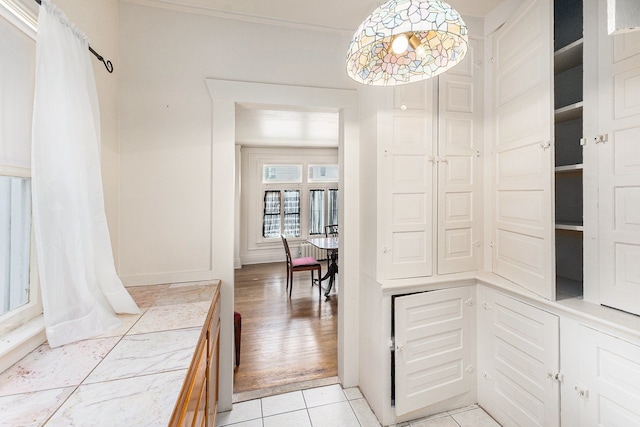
597;0;640;316
477;287;560;427
492;0;555;299
378;107;436;280
394;286;474;416
437;37;482;275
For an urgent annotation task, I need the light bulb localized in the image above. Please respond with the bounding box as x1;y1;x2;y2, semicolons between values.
391;34;409;55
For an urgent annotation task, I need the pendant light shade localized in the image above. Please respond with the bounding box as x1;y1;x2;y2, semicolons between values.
346;0;468;86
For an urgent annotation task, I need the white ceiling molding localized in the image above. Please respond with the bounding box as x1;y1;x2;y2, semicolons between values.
0;0;37;38
122;0;355;35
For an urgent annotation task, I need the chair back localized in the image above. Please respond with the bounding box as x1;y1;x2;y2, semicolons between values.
281;235;292;264
325;224;338;237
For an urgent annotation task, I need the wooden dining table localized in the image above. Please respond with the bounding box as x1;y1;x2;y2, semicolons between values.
307;237;338;300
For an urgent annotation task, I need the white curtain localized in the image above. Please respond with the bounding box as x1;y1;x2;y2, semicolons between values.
32;1;140;348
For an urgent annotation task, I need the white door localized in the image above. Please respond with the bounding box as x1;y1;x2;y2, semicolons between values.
597;0;640;316
378;104;436;280
491;0;555;299
580;326;640;425
477;287;560;427
437;38;482;275
394;286;474;416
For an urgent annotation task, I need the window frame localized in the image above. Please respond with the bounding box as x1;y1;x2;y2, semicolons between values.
0;165;41;336
0;3;41;339
259;164;338;243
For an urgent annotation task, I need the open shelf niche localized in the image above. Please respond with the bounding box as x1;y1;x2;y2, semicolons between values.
554;0;584;299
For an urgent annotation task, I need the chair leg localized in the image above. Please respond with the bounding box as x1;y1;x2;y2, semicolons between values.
285;265;289;290
289;271;293;298
234;312;241;367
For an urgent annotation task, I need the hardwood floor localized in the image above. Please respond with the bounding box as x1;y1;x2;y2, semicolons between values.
233;262;338;396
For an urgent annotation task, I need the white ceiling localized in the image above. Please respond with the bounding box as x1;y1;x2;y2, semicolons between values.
222;0;505;147
177;0;504;31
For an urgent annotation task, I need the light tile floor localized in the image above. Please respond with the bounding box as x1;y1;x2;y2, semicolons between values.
217;384;501;427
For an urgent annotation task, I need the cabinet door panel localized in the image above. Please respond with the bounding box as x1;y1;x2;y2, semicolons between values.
378;108;435;280
492;0;554;300
598;1;640;315
437;38;481;274
478;287;559;427
394;286;474;416
580;326;640;425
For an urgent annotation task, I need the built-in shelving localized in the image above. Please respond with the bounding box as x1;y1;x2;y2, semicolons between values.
555;102;583;122
554;0;584;300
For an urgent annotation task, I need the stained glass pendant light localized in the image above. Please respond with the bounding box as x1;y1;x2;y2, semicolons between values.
346;0;468;86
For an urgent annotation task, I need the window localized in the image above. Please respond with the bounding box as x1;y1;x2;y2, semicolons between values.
308;164;339;183
309;188;339;235
0;4;41;339
309;190;325;234
328;189;338;226
262;189;301;238
262;190;281;238
263;165;302;183
255;157;337;242
0;176;31;316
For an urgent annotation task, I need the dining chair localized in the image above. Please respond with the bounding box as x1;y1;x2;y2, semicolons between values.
281;235;322;298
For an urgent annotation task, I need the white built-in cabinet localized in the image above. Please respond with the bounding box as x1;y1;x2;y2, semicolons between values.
377;38;482;280
478;285;640;426
393;286;475;416
477;286;560;427
491;0;640;314
491;0;555;300
595;1;640;316
574;325;640;424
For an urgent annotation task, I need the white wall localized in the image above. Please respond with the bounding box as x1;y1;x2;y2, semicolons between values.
118;2;355;284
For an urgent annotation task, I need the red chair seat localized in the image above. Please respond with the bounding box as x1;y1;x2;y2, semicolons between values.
291;257;320;267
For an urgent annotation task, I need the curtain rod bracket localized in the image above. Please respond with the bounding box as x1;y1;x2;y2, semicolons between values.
34;0;114;73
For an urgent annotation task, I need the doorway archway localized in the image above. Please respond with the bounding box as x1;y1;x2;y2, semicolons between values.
206;79;360;411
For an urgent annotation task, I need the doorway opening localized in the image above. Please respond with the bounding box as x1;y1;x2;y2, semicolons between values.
232;103;340;400
206;78;358;409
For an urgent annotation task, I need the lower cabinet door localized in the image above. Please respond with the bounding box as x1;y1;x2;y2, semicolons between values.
580;326;640;426
394;286;475;416
478;286;560;427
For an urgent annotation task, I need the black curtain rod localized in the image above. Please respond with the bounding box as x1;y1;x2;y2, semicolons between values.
34;0;114;73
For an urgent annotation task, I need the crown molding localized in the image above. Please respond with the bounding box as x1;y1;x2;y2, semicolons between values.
0;0;37;38
122;0;354;35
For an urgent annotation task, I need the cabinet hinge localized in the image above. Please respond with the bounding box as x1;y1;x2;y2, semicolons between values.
482;301;493;311
464;298;474;307
389;338;395;352
482;370;493;381
540;140;551;150
465;365;475;373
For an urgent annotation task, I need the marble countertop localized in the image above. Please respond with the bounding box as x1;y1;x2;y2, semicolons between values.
0;280;220;427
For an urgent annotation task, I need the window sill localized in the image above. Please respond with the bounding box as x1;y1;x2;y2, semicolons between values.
0;314;46;374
